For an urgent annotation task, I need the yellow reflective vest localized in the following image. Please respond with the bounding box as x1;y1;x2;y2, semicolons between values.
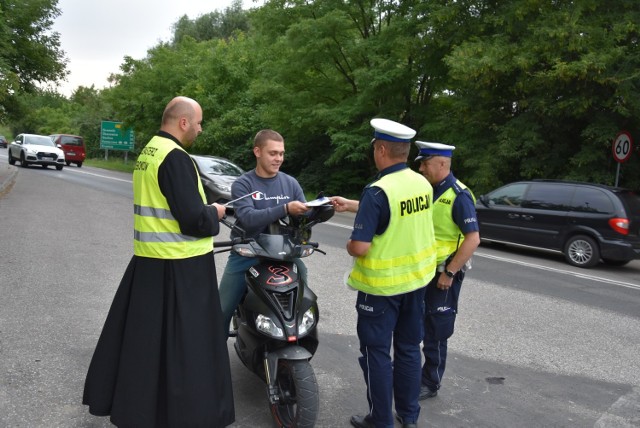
133;135;213;259
348;168;437;295
433;181;475;263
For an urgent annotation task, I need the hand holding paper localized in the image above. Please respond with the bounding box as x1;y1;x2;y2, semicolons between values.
305;196;332;207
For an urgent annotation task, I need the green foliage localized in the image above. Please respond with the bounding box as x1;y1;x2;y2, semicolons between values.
69;86;116;157
8;89;67;134
442;0;640;192
9;0;640;196
172;0;249;43
0;124;12;141
0;0;67;122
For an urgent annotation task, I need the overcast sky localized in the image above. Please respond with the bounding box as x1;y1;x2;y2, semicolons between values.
51;0;244;96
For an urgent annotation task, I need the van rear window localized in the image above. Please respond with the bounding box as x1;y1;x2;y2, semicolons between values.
570;187;614;214
62;136;83;146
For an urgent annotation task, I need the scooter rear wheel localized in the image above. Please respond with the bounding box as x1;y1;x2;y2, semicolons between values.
270;359;319;428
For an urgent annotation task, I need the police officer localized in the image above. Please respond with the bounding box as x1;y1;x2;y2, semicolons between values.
331;119;437;428
414;141;480;400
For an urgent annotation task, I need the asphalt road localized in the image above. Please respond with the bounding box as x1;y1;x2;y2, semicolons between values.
1;159;639;427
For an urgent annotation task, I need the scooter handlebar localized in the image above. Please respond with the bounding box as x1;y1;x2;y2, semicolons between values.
214;237;253;249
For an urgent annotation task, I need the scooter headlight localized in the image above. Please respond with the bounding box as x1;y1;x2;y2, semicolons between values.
255;314;284;338
235;247;257;257
300;247;315;258
298;307;316;337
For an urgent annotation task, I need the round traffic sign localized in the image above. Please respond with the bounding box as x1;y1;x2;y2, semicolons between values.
612;131;633;163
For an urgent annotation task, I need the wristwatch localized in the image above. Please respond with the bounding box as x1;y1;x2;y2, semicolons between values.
444;268;455;278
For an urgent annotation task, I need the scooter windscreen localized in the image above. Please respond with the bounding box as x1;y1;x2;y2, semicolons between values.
233;234;304;260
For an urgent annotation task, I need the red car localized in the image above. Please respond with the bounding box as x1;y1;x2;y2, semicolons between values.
49;134;86;167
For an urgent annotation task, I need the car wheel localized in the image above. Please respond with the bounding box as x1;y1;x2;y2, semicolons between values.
564;235;600;268
20;152;29;168
76;162;83;167
56;165;63;171
8;151;16;165
601;258;630;267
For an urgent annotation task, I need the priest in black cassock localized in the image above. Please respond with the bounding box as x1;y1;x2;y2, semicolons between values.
83;96;235;427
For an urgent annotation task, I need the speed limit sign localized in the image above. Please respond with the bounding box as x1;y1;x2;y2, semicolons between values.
612;131;633;163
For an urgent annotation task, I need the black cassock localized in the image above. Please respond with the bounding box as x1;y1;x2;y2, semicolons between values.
83;133;234;427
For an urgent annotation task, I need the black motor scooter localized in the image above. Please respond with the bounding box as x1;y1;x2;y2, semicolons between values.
214;203;334;428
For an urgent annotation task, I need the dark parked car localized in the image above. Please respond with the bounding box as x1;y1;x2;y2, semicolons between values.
0;135;7;148
476;180;640;268
190;154;244;208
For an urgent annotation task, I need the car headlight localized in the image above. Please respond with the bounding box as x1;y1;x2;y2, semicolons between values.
255;314;284;338
298;307;316;336
26;147;38;155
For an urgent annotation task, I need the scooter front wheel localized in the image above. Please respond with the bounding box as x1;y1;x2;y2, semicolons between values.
270;359;319;428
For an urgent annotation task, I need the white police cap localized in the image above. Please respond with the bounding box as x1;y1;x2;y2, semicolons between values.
414;141;456;161
370;118;416;143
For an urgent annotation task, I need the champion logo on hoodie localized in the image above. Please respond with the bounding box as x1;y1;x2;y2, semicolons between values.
252;192;291;204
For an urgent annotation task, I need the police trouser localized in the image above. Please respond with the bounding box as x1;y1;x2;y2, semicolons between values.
356;287;426;428
421;269;465;391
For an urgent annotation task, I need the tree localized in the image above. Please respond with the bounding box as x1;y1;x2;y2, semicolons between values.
440;0;640;192
172;0;250;44
7;88;67;138
0;0;67;121
69;85;114;157
25;0;640;196
244;0;460;195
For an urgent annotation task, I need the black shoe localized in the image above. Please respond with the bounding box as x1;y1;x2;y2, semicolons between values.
418;385;438;400
394;412;418;428
350;414;374;428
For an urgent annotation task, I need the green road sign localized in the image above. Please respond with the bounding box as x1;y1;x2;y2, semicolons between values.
100;121;135;151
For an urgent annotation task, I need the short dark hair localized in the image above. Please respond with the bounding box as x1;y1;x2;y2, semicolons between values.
378;140;410;160
254;129;284;148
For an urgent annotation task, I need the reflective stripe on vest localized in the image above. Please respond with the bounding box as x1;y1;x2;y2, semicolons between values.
133;136;213;259
348;168;437;295
433;180;475;263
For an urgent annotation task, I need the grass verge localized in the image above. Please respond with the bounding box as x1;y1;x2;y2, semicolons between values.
85;158;135;174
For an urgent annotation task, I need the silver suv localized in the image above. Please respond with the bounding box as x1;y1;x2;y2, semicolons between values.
8;133;65;170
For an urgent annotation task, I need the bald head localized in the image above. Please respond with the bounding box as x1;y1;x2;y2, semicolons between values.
162;96;197;125
160;96;203;147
